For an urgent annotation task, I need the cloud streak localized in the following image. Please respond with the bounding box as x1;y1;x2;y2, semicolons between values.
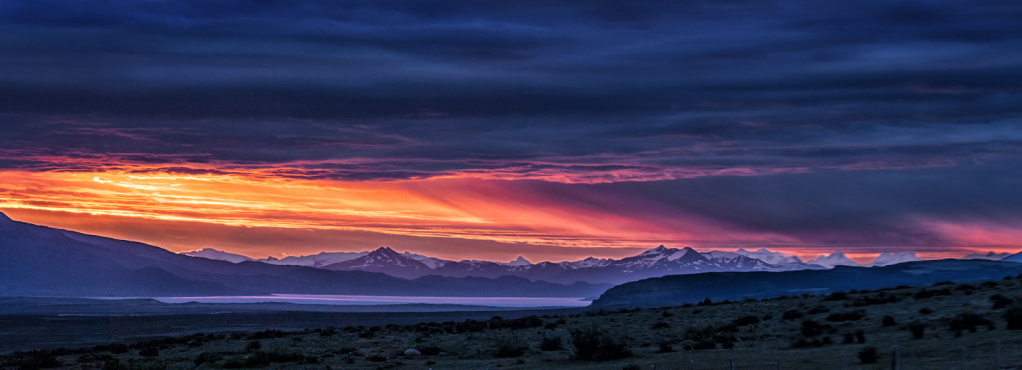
0;0;1021;259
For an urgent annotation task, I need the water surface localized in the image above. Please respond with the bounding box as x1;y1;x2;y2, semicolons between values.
152;294;590;308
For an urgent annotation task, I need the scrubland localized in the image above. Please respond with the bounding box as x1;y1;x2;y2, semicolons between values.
5;276;1022;370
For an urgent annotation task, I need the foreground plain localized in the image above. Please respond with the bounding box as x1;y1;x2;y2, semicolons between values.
5;276;1022;369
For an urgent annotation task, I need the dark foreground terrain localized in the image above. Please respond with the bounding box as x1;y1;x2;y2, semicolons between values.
5;276;1022;369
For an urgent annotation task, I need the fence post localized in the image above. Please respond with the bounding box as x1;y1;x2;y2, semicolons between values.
690;359;695;370
729;357;735;370
997;340;1002;367
891;345;899;370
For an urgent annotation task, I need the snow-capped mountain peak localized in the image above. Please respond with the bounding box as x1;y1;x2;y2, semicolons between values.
402;251;452;269
806;251;862;268
640;245;670;256
734;248;803;265
961;251;1010;261
869;252;921;267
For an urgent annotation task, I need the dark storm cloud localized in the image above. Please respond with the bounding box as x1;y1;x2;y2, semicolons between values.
2;1;1022;222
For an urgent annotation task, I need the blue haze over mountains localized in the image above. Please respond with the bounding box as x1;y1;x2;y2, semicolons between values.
5;211;1022;303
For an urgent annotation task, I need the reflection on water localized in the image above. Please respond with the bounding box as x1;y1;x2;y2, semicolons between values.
151;294;591;308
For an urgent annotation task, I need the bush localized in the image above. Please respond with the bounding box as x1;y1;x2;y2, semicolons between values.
919;308;933;315
882;315;897;326
808;306;830;314
367;354;387;362
826;310;866;322
842;333;854;344
801;320;825;337
544;323;559;330
908;322;926;339
1005;302;1022;330
245;341;261;351
858;347;878;364
651;322;671;329
949;313;992;333
662;311;674;318
855;330;865;344
540;336;563;351
656;341;673;353
139;347;159;357
733;315;760;326
782;310;804;320
568;326;631;361
991;294;1014;309
494;335;529;358
194;352;222;366
823;292;849;301
416;345;442;356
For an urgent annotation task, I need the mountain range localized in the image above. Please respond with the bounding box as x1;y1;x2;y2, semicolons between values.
592;258;1022;307
0;213;609;298
185;244;1022;285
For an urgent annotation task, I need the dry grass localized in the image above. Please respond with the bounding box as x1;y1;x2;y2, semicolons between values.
6;277;1022;369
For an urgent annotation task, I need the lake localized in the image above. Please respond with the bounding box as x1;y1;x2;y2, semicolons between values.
151;294;591;308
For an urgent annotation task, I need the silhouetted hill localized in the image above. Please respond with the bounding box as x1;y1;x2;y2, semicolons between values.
0;213;609;298
592;259;1022;307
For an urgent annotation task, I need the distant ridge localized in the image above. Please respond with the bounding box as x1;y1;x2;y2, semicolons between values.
592;259;1022;307
0;214;610;298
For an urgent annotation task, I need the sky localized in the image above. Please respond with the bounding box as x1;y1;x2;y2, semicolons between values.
1;0;1021;262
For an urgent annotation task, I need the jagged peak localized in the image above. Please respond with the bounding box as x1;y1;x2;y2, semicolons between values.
371;246;398;254
508;256;532;266
640;245;670;255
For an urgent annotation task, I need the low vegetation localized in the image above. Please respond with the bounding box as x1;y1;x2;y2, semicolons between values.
5;276;1022;369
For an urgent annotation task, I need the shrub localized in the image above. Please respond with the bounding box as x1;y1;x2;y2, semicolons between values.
782;310;804;320
651;322;671;329
855;330;865;344
417;345;442;356
540;336;563;351
909;322;926;339
244;352;271;367
842;333;854;344
494;335;529;358
808;306;830;314
367;354;387;362
734;315;760;326
662;311;674;318
568;326;631;361
1005;302;1022;330
792;339;824;348
914;288;952;300
139;347;159;357
657;341;673;353
194;352;222;366
319;327;337;337
823;292;849;301
826;310;866;322
858;347;878;364
919;308;933;315
882;315;897;326
991;294;1014;310
245;341;261;352
544;323;559;330
949;313;992;333
801;320;824;337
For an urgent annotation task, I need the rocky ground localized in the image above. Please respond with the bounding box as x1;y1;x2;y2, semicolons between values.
4;276;1022;370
